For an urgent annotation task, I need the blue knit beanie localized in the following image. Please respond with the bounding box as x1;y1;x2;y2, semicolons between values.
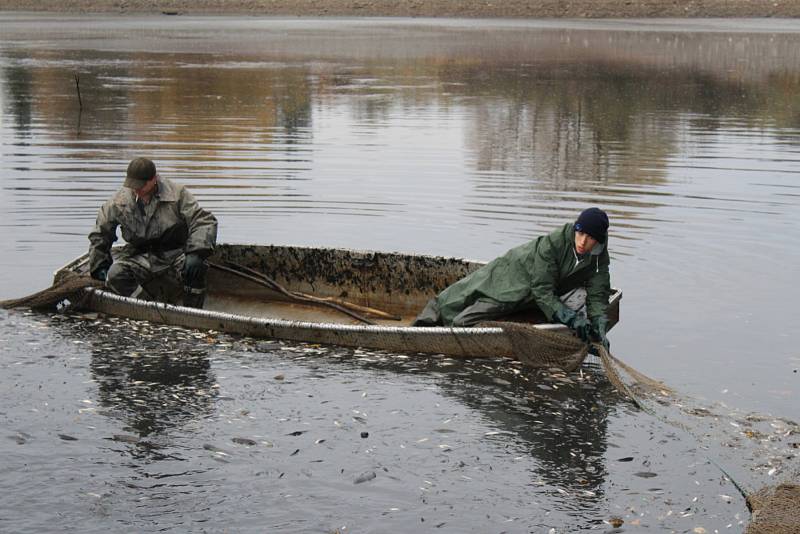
574;207;609;243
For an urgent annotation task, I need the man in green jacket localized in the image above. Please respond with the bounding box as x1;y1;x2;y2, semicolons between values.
412;207;611;349
88;157;218;308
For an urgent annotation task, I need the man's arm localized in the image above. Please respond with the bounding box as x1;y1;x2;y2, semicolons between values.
88;199;118;276
179;187;217;258
528;237;564;321
585;250;611;321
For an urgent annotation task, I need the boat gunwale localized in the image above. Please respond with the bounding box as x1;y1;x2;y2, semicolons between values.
57;244;621;339
83;287;592;334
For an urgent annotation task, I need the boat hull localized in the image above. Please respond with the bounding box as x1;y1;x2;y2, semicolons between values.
58;244;622;360
85;289;523;358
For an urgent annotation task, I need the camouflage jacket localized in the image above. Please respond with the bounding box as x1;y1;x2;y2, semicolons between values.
88;176;217;275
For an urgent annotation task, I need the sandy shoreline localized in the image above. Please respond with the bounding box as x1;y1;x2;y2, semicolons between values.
0;0;798;19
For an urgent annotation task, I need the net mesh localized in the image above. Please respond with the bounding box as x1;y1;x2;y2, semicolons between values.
486;320;798;533
746;482;800;534
0;272;101;310
486;320;588;372
484;320;669;396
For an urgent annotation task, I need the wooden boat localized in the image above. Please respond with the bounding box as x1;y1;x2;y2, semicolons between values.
54;244;621;360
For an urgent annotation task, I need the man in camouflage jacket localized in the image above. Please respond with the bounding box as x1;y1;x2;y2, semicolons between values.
88;157;218;308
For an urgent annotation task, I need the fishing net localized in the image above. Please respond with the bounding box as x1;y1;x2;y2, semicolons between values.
746;482;800;534
485;320;669;398
486;321;800;533
0;272;101;310
487;320;589;372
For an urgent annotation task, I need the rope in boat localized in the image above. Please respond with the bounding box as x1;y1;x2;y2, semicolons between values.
207;261;379;325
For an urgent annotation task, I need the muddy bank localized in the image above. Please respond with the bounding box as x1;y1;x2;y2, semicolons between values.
1;0;799;18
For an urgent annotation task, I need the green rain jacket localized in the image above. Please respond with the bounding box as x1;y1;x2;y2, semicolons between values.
88;176;218;276
434;223;611;324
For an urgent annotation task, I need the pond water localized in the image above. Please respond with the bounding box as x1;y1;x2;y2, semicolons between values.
1;14;799;533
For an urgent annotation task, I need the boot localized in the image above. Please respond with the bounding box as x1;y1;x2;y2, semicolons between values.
183;286;206;309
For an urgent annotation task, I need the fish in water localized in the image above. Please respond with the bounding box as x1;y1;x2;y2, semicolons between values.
111;434;140;443
354;471;377;484
10;431;32;444
203;444;229;455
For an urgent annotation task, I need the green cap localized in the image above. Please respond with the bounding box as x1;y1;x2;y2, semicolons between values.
124;157;156;189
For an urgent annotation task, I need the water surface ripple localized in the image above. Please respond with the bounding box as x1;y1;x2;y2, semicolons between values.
1;15;799;532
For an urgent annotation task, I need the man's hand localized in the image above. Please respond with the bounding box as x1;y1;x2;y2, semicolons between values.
572;315;591;342
591;316;610;351
553;306;591;341
182;253;205;285
91;264;110;282
553;306;576;325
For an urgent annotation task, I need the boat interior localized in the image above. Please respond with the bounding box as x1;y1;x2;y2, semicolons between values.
61;244;619;328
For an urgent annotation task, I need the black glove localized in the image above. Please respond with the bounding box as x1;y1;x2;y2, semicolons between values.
182;252;205;287
91;264;110;282
590;316;610;351
553;306;576;326
573;315;592;342
553;306;591;341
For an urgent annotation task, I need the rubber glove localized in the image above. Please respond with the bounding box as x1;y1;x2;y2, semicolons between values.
573;314;592;342
591;315;610;351
553;306;591;341
91;264;110;282
182;252;205;286
553;306;576;326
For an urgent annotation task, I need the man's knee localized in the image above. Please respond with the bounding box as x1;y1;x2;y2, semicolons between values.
412;299;443;327
106;262;139;296
451;299;509;327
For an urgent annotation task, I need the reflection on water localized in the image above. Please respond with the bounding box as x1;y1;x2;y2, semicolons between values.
2;18;799;251
0;17;797;415
85;318;216;436
1;312;750;532
1;15;800;532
